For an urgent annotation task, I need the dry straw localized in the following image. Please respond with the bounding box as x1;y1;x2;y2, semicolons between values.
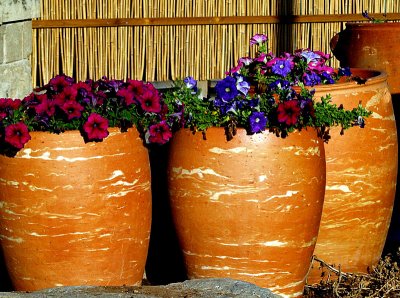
32;0;400;87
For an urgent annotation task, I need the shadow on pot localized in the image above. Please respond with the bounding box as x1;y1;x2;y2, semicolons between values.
145;144;187;285
0;247;12;291
384;93;400;259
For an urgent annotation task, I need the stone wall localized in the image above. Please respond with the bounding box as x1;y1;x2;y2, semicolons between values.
0;0;40;98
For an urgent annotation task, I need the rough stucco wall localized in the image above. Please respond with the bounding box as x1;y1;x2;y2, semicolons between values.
0;0;40;98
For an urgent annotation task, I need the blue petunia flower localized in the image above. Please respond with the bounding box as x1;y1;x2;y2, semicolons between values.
249;111;267;133
338;67;352;77
271;60;293;77
215;76;239;101
301;50;321;63
303;73;322;86
321;72;335;84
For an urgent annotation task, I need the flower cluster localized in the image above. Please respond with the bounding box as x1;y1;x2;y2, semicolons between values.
164;34;371;140
0;75;177;154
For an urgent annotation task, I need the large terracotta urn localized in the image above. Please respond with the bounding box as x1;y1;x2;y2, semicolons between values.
0;128;152;291
308;69;398;282
167;127;326;297
331;23;400;253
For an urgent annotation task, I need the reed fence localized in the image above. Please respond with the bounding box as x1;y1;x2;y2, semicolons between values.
32;0;400;86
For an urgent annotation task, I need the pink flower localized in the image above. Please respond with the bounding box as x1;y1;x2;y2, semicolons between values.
250;34;268;46
83;113;109;141
4;122;31;149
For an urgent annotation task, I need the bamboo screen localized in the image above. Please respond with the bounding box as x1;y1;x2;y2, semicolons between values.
32;0;400;87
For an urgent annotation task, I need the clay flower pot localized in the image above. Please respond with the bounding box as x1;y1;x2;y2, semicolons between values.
0;128;152;291
331;23;400;251
331;22;400;95
167;127;326;297
308;69;398;281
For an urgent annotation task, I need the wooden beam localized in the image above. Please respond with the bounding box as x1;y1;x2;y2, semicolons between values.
32;13;400;29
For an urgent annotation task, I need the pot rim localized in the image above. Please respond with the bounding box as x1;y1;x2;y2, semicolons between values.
345;21;400;28
311;68;388;92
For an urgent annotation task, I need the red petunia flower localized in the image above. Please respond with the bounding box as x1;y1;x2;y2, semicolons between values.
4;122;31;149
83;113;109;141
138;90;162;113
61;100;84;120
277;100;301;126
147;121;172;144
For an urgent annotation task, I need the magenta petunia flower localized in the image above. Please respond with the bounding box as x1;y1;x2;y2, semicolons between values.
34;96;56;117
83;113;109;141
0;98;21;120
147;121;172;144
249;34;268;46
277;100;301;126
4;122;31;149
61;100;84;120
117;88;135;106
138;90;162;113
127;79;145;95
49;74;74;92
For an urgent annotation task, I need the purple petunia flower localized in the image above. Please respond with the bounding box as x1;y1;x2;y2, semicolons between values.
215;76;239;101
183;76;197;90
235;76;250;96
250;34;268;46
303;73;322;86
271;59;293;77
238;57;253;65
249;112;267;133
301;50;321;63
269;79;291;90
321;72;335;84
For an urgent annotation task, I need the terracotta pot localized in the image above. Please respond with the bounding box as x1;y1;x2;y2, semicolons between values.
0;128;152;291
331;22;400;95
167;127;326;297
308;69;398;282
331;23;400;254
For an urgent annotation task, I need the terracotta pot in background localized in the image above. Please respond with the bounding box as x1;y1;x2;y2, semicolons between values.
167;127;326;297
331;24;400;254
0;128;152;291
331;22;400;95
308;69;398;282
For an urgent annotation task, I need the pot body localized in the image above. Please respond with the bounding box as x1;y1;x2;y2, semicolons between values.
0;128;152;291
331;22;400;95
309;69;398;281
167;127;326;297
